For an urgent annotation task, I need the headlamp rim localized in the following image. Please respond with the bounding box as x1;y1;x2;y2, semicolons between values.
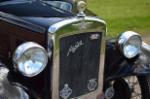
118;31;142;59
13;42;48;77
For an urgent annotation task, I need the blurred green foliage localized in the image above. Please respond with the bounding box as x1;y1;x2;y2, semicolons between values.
87;0;150;37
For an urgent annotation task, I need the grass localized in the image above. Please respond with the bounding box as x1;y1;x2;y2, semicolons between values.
87;0;150;37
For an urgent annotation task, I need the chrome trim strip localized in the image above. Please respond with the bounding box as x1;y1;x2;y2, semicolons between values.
48;16;106;99
142;42;150;52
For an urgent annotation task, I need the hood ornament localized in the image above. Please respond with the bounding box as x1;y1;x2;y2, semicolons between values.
77;1;87;17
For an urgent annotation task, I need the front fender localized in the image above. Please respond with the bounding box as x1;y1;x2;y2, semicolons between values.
104;40;150;82
0;63;30;99
133;42;150;74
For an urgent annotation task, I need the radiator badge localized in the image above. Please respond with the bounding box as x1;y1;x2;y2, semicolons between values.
67;40;84;56
87;79;98;91
60;84;72;99
90;34;100;40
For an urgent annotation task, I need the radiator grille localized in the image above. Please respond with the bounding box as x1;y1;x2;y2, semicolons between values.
59;32;102;98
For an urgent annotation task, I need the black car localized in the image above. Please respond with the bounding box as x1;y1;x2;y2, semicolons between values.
0;0;150;99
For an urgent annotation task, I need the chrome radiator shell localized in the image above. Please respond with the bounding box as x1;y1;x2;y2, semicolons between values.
48;16;106;99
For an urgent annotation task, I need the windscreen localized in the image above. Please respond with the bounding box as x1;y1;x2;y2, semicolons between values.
0;0;73;17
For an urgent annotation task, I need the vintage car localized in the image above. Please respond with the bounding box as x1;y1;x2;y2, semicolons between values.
0;0;150;99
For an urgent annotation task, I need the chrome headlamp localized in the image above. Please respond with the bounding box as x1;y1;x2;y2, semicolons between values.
118;31;142;59
13;42;48;77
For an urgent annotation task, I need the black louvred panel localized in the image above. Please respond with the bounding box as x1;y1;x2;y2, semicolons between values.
59;32;102;98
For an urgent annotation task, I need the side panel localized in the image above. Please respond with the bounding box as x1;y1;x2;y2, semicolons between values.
0;20;45;59
0;19;50;98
